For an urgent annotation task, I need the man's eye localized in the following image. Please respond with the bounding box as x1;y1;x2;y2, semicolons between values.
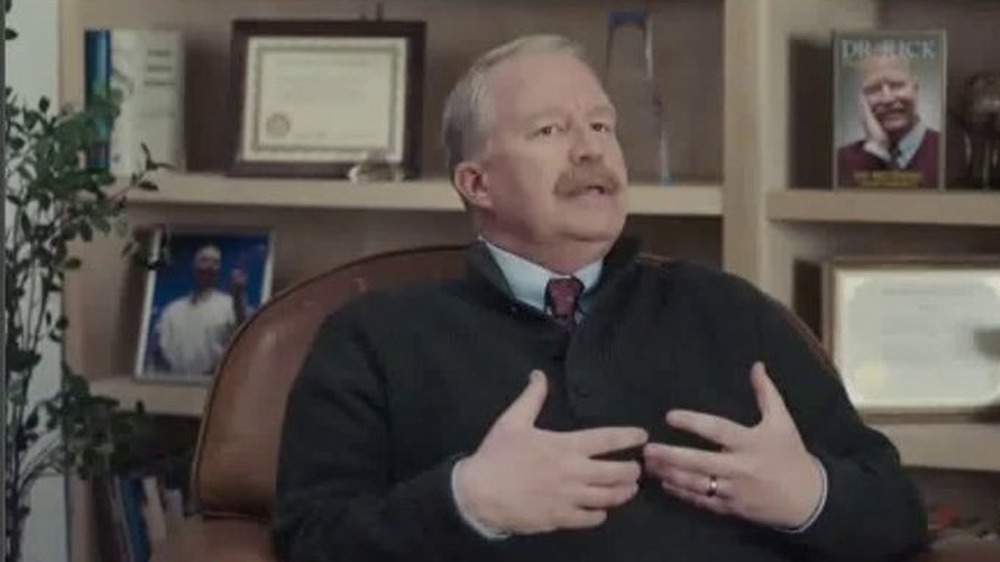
592;122;613;133
536;125;556;136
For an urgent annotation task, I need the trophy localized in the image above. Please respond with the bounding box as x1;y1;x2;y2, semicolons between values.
955;72;1000;190
347;150;405;183
603;9;671;184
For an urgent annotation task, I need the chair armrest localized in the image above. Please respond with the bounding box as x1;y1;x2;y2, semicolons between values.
150;516;276;562
910;538;1000;562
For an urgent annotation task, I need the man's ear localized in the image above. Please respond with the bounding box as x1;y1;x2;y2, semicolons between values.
452;161;493;210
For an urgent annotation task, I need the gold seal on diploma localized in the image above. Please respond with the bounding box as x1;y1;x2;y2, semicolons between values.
227;20;426;179
264;112;292;139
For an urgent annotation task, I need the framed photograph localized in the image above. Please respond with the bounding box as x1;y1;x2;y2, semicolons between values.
135;228;275;383
832;30;947;190
822;256;1000;413
227;19;425;179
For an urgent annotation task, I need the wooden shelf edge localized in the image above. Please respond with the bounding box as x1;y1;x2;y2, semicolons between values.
124;173;464;212
121;173;722;217
871;422;1000;472
89;376;208;418
767;190;1000;227
629;183;723;217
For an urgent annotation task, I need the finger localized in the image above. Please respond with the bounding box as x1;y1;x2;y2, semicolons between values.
642;443;730;478
496;370;548;428
567;426;648;457
574;483;639;509
664;410;747;449
749;361;790;424
576;459;642;487
661;481;731;516
651;464;723;499
559;508;608;530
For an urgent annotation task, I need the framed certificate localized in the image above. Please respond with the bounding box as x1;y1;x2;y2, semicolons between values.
822;256;1000;413
227;19;425;178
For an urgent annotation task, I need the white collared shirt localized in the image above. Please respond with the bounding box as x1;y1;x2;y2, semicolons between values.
481;238;602;319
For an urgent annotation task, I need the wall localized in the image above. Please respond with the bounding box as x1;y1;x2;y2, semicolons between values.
6;0;68;561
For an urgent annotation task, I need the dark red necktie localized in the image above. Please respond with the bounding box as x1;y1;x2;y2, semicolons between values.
545;277;584;329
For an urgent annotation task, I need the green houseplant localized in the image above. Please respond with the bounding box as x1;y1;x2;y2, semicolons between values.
4;3;164;560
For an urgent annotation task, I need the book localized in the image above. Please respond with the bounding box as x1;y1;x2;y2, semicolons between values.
84;29;186;176
832;30;947;189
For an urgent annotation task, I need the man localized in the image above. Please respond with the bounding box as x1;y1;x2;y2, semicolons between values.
275;35;928;562
153;243;248;375
837;52;941;188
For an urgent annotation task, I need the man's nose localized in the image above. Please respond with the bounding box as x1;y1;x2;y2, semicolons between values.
569;123;604;163
875;82;894;101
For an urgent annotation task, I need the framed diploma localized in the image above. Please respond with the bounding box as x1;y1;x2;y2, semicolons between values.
227;19;425;178
822;256;1000;413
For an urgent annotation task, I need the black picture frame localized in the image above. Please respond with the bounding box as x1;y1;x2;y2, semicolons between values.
227;19;425;179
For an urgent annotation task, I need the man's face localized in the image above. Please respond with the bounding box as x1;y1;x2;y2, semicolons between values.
472;52;628;259
860;55;919;134
193;247;221;289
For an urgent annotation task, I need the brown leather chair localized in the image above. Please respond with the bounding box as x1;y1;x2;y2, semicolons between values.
150;246;998;562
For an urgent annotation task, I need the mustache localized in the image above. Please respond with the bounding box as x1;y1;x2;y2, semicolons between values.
555;165;623;195
873;101;911;116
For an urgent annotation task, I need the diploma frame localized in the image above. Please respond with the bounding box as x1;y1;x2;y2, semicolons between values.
822;255;1000;413
227;19;425;178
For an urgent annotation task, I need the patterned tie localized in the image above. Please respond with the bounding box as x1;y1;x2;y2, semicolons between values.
889;144;903;170
545;276;584;329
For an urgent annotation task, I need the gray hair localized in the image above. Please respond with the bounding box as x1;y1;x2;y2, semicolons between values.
440;34;593;177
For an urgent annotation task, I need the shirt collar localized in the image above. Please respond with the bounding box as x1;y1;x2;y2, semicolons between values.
479;238;603;313
895;120;927;168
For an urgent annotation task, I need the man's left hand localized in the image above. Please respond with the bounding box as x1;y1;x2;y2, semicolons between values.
228;269;247;295
642;361;823;529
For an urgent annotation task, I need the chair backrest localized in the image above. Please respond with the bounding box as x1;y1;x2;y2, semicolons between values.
191;245;468;519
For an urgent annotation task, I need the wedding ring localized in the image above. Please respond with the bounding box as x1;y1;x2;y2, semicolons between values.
705;475;719;498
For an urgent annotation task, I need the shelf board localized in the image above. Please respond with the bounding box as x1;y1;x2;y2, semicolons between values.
89;376;208;417
768;190;1000;227
872;422;1000;472
88;377;1000;470
629;182;722;217
122;173;722;217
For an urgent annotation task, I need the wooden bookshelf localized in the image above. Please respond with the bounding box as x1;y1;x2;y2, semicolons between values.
768;190;1000;227
123;173;723;217
874;422;1000;473
89;377;208;418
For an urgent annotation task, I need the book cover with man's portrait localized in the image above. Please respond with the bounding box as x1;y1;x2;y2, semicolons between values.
833;30;947;190
135;228;274;382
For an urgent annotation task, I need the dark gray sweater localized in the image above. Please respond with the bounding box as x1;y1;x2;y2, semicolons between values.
274;239;928;562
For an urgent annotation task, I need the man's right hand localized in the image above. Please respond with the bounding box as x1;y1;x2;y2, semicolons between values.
860;93;889;150
453;370;648;535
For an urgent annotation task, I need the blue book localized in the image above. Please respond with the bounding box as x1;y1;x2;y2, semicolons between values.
117;476;152;562
84;29;112;170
